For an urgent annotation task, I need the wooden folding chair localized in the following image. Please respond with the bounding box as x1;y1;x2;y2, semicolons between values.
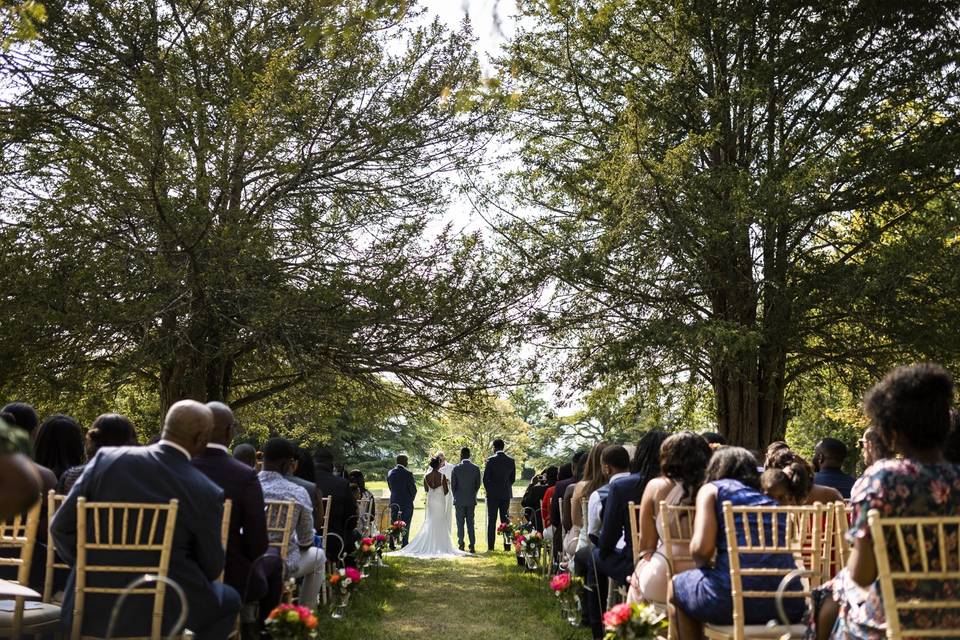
264;499;296;603
217;499;232;582
868;509;960;639
627;501;643;566
659;503;697;581
318;497;334;605
0;499;60;639
43;491;69;604
788;502;833;588
356;495;372;535
833;502;852;568
703;502;823;640
70;497;180;640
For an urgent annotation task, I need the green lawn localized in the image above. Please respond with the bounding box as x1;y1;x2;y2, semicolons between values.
322;553;591;640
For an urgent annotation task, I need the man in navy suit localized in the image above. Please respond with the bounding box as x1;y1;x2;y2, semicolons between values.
193;402;281;640
314;447;358;562
51;400;241;640
482;439;516;550
450;447;482;552
386;454;417;547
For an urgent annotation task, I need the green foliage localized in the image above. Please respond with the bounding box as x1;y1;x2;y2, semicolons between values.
1;0;524;422
498;0;960;448
0;0;45;47
427;393;534;471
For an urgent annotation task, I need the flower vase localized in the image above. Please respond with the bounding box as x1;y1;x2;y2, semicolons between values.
524;552;540;572
331;591;350;620
560;595;580;626
361;558;371;579
375;551;389;568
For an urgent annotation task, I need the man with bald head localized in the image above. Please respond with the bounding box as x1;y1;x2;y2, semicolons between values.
52;400;241;639
194;403;280;639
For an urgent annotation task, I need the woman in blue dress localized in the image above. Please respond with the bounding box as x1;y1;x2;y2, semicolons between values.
670;446;805;639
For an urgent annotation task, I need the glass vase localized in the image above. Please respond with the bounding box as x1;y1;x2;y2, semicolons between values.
524;551;540;571
330;590;350;619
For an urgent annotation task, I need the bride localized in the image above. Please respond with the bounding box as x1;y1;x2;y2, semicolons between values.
388;455;470;559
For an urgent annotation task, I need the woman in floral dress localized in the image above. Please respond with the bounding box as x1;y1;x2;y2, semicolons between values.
816;363;960;639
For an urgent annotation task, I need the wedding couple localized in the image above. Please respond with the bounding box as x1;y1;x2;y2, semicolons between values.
386;441;516;559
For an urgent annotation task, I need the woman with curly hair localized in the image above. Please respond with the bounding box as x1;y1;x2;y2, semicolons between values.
765;448;842;504
627;431;712;605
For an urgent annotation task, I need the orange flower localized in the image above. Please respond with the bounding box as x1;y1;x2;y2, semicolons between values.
305;615;318;629
329;574;341;585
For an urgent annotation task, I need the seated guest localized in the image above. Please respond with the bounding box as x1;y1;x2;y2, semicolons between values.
287;448;323;529
539;466;560;536
628;431;712;605
701;432;727;448
671;447;804;639
0;415;40;520
34;414;84;479
816;363;960;640
51;400;240;639
554;453;584;550
546;463;571;558
571;443;609;554
348;469;377;535
944;410;960;464
760;461;813;505
258;438;325;609
813;437;856;499
577;444;634;639
766;448;842;504
314;447;358;563
192;403;281;635
763;441;791;467
3;401;57;492
860;426;890;468
58;413;138;493
521;472;547;531
233;443;258;468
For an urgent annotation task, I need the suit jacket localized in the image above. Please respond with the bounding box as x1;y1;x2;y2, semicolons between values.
192;446;268;599
450;460;481;506
313;469;357;543
51;443;225;637
483;451;516;502
285;474;323;529
386;465;417;509
597;472;646;583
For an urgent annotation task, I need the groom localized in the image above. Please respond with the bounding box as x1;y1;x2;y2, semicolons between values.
482;439;516;551
450;447;481;553
387;454;417;548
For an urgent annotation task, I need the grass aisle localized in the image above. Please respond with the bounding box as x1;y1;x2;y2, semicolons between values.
324;553;592;640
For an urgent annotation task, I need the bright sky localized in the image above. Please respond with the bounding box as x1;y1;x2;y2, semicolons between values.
420;0;518;66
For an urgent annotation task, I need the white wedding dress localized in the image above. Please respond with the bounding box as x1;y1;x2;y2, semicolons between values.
388;473;469;560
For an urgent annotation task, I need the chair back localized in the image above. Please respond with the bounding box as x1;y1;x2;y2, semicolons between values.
721;502;823;640
627;501;643;565
319;496;332;550
659;503;696;578
71;497;179;640
357;495;372;534
264;500;296;565
44;491;68;603
217;499;232;582
868;509;960;639
834;502;852;568
0;499;41;639
788;502;834;586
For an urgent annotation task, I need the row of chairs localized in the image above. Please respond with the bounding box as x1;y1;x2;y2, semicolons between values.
0;491;340;639
622;500;960;640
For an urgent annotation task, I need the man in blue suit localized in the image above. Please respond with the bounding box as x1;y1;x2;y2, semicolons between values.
51;400;241;640
386;454;417;547
450;447;482;552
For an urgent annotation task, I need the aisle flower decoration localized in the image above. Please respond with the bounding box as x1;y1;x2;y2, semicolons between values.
265;604;319;639
602;602;667;639
355;536;376;574
514;530;543;570
388;520;407;544
550;572;583;626
373;533;388;565
327;566;363;619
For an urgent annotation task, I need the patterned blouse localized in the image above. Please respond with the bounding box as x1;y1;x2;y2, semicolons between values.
830;458;960;639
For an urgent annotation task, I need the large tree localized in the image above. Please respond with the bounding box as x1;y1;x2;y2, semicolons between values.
1;0;525;411
500;0;960;447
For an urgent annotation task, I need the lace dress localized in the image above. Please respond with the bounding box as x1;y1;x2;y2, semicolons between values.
388;477;469;560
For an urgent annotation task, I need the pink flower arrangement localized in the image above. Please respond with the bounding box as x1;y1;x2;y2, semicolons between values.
328;566;363;594
602;602;667;639
265;603;318;639
550;573;571;592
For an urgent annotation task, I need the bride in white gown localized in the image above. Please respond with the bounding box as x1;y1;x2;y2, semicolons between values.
388;456;470;559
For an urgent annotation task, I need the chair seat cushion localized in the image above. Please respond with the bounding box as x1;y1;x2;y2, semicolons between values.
0;600;62;630
705;623;807;639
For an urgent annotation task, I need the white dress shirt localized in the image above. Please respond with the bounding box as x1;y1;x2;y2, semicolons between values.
158;439;192;460
587;472;630;539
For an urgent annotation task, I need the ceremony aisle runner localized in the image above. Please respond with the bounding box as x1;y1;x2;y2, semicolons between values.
326;554;590;640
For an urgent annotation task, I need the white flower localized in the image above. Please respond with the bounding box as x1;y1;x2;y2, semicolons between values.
344;578;353;586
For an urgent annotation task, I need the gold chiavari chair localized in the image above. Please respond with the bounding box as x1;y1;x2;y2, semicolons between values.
703;502;824;640
70;497;179;640
43;491;68;604
868;509;960;639
217;499;232;582
833;502;853;568
627;501;643;566
0;499;60;639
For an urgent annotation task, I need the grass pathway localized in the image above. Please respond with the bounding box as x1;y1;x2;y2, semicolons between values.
324;553;591;640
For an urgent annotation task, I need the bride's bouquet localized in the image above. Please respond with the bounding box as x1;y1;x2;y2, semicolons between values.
602;603;667;640
265;604;319;639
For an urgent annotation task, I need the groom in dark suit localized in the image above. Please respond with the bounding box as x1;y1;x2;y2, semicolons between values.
451;447;481;552
482;439;516;550
386;454;417;548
